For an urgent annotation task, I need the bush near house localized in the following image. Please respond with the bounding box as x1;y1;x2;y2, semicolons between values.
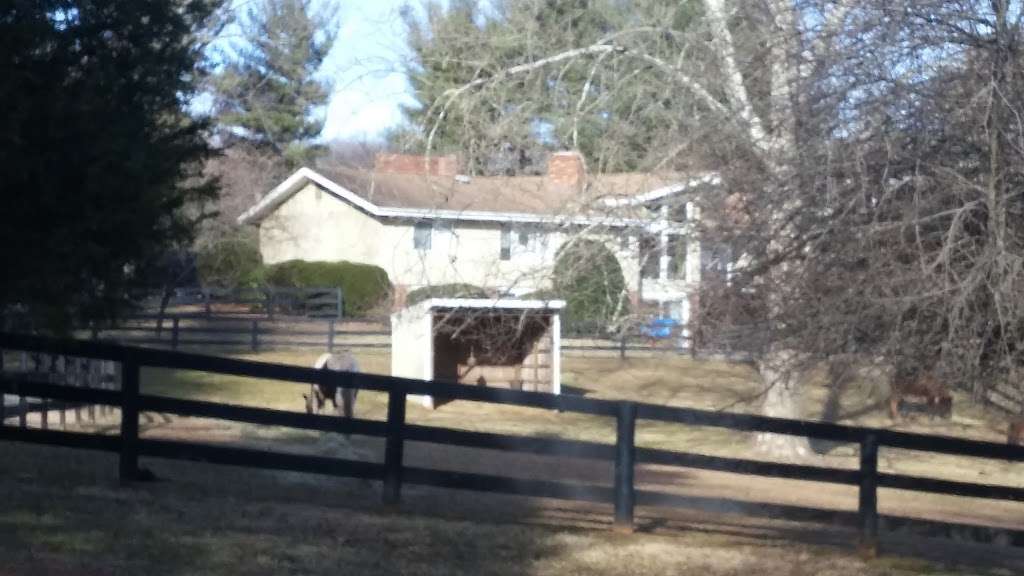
548;239;629;335
262;260;391;316
406;283;489;306
196;235;263;289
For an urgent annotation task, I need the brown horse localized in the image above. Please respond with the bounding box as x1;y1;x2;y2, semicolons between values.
888;370;952;420
1008;420;1024;446
304;352;360;419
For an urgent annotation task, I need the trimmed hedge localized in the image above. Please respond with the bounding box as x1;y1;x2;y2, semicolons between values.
550;239;629;334
263;260;391;316
406;283;489;306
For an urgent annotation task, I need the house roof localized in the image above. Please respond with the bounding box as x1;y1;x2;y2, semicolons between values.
237;166;717;227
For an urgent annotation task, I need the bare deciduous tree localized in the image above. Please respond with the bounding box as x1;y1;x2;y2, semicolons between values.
398;0;1024;457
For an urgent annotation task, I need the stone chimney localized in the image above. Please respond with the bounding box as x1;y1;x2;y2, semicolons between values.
374;153;458;178
547;151;586;192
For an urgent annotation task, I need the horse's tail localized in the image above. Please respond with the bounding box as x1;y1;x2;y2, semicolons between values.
313;353;332;370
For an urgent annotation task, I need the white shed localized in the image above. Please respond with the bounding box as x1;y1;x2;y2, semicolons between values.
390;298;565;408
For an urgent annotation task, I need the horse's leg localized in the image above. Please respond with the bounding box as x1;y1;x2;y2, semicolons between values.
314;387;326;414
341;387;355;420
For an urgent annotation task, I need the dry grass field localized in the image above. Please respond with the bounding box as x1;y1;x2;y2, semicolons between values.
1;440;1019;576
4;348;1024;574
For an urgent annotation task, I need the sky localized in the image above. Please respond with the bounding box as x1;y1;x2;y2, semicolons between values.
317;1;423;142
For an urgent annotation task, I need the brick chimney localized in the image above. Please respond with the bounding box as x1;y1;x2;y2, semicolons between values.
374;153;458;178
547;151;586;192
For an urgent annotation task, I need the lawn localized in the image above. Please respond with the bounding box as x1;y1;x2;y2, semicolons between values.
6;347;1024;568
100;348;1023;535
1;440;1016;576
136;349;1024;463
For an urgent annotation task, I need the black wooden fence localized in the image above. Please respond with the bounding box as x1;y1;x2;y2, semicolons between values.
95;314;705;359
158;286;344;318
94;314;390;352
2;331;1024;555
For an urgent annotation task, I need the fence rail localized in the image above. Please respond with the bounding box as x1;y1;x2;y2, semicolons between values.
90;314;390;352
92;313;712;359
155;286;344;318
2;331;1024;555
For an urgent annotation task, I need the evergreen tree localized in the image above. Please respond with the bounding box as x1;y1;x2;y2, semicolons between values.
0;0;221;332
395;0;703;173
210;0;336;165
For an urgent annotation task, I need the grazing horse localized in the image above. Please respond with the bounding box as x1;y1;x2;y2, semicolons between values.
305;352;360;419
1009;420;1024;446
888;370;952;420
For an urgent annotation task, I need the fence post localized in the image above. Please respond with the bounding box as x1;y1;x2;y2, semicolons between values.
171;317;180;351
119;358;141;482
267;288;275;320
0;348;5;423
204;288;212;317
336;288;343;319
619;333;627;360
614;401;637;532
251;320;259;352
859;433;879;557
327;319;336;352
18;352;27;428
40;370;49;430
382;385;407;506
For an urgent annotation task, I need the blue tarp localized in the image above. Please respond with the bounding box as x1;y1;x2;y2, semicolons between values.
640;316;678;339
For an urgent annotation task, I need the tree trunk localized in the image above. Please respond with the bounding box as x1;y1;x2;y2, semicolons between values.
755;349;810;458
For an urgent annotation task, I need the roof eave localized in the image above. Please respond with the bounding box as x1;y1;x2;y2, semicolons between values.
238;167;707;227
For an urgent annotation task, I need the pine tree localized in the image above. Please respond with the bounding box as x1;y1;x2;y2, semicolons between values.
211;0;336;165
0;0;221;332
395;0;703;174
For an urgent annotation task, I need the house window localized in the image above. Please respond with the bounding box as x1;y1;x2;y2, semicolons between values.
434;220;455;245
701;243;733;282
667;235;687;280
669;200;688;223
500;226;511;260
414;222;432;251
640;235;659;279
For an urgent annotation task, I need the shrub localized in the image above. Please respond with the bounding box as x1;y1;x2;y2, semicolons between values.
196;235;263;289
262;260;391;316
406;283;489;306
551;239;629;334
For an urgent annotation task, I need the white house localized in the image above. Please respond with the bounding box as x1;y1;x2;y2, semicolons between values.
238;151;719;326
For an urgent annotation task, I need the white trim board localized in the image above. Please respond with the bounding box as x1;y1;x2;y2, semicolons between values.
238;167;715;228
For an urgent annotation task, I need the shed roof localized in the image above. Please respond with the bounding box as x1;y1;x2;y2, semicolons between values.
417;298;566;311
